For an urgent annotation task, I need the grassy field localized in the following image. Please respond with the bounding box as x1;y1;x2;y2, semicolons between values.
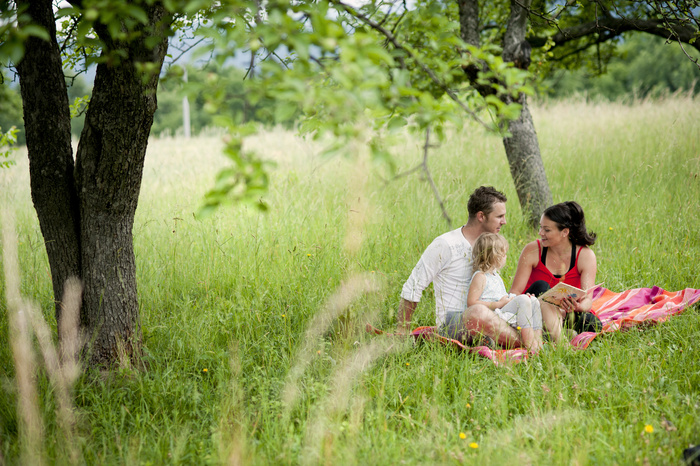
1;95;699;464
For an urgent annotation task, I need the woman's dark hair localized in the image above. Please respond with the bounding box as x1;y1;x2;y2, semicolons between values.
543;201;596;246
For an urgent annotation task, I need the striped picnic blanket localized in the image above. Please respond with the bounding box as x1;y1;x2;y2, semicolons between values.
371;286;700;365
570;285;700;349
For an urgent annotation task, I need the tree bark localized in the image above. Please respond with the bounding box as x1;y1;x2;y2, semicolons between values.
16;0;81;336
76;4;171;366
501;0;552;226
501;98;551;226
458;0;480;47
457;0;553;226
17;0;171;367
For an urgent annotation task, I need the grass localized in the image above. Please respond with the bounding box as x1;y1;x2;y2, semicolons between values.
1;94;699;464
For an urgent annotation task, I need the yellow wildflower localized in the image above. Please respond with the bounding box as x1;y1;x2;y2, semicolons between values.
644;424;654;433
469;442;479;449
459;432;466;439
202;368;208;373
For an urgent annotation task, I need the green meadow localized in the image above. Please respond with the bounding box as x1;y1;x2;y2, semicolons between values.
1;95;699;464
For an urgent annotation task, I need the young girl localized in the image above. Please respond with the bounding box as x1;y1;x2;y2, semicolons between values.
467;233;544;353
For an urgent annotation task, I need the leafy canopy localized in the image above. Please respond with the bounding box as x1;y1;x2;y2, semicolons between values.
1;0;534;213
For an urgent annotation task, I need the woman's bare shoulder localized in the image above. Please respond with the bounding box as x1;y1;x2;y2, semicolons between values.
514;240;539;267
519;240;540;257
577;245;597;269
577;245;597;260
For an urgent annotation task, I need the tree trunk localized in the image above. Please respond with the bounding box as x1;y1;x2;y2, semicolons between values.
457;0;553;227
501;0;552;226
502;98;552;226
457;0;479;47
17;0;171;367
16;0;81;336
75;8;170;362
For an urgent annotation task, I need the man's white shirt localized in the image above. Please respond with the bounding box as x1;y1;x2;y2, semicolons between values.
400;227;474;327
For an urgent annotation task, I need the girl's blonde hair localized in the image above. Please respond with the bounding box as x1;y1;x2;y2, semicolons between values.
472;233;508;273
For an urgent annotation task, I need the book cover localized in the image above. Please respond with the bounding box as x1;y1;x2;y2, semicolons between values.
539;282;587;307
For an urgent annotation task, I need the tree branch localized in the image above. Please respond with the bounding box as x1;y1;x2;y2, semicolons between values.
421;127;451;227
168;36;207;65
529;16;700;55
329;0;491;129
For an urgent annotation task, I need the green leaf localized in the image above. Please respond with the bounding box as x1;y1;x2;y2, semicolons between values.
387;115;407;131
274;101;299;124
22;25;50;42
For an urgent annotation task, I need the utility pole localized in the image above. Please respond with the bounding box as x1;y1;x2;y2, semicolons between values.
182;67;191;138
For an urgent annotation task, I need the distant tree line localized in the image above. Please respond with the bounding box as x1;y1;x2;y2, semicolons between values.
1;62;295;146
542;34;699;100
1;34;696;147
152;62;298;137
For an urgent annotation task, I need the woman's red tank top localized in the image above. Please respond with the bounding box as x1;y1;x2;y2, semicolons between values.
525;240;583;289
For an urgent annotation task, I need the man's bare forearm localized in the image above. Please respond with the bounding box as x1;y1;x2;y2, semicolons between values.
398;298;417;333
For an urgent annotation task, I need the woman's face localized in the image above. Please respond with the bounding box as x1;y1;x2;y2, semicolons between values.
538;215;569;247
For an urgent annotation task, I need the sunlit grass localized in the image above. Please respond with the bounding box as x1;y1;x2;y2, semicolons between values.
1;95;699;464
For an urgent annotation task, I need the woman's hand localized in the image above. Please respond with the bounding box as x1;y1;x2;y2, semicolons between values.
560;295;592;314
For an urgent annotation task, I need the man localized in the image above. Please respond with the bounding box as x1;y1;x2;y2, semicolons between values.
397;186;520;348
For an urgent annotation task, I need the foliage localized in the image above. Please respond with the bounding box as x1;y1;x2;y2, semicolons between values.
543;34;700;99
198;127;272;217
1;0;534;214
0;73;24;145
1;96;699;463
0;125;18;168
153;63;298;137
173;0;533;213
0;2;49;65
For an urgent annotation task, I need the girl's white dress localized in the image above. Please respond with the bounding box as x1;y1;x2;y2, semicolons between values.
471;270;542;330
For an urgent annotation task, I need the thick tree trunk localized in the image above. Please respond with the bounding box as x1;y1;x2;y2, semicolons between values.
457;0;553;227
74;5;170;366
457;0;480;47
501;0;552;226
17;0;171;367
502;99;552;226
16;0;81;335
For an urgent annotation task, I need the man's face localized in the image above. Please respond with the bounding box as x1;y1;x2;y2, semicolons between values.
482;202;507;234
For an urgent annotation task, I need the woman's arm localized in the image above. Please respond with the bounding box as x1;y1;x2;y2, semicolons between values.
564;247;597;313
509;241;539;295
468;272;511;310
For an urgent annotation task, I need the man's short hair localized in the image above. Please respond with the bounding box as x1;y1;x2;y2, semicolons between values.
467;186;507;219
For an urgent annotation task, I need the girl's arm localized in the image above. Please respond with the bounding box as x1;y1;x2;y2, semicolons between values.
509;241;539;295
467;272;511;310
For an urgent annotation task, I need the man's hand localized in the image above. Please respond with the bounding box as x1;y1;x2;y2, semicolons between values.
397;299;417;334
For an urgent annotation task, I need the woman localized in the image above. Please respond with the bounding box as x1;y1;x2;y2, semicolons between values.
510;201;600;343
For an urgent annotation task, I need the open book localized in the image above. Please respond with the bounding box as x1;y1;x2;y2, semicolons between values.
539;282;596;308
